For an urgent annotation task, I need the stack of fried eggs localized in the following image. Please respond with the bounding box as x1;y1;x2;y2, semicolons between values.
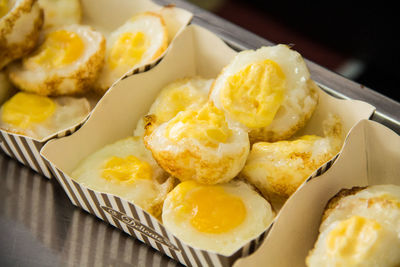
71;44;345;255
0;0;171;140
307;185;400;266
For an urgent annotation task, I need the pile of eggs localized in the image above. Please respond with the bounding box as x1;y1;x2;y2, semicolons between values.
0;0;169;140
1;0;346;257
71;44;344;255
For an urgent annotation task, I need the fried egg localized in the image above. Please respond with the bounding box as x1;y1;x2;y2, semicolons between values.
306;185;400;267
8;24;105;96
210;44;318;143
134;77;213;137
162;179;275;255
71;136;173;218
94;12;168;94
144;102;250;184
240;114;343;203
0;0;44;69
0;91;90;140
38;0;81;31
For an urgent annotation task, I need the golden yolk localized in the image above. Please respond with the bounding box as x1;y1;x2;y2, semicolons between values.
167;103;232;147
109;32;149;70
327;216;381;260
220;59;286;128
1;92;56;129
101;155;152;184
0;0;8;18
26;30;85;69
173;181;246;234
154;86;206;124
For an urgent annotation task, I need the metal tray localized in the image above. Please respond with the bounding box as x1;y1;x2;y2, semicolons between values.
1;1;399;266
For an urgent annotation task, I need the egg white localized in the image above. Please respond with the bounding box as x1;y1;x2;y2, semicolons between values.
320;185;400;237
134;76;213;137
8;24;105;96
210;44;318;142
240;114;343;203
306;185;400;267
0;0;44;69
94;12;168;94
144;103;250;185
71;136;172;218
162;179;275;256
0;92;91;140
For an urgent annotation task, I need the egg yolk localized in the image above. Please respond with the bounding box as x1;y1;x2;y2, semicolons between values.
327;216;381;260
0;0;8;18
166;103;232;147
1;92;56;129
173;181;247;234
109;32;149;71
220;59;286;128
154;85;207;124
101;155;152;184
26;30;84;69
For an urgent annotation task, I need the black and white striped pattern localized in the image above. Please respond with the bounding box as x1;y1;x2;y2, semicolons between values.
44;158;270;267
122;58;164;80
0;124;84;179
306;153;340;183
64;205;182;267
0;50;167;180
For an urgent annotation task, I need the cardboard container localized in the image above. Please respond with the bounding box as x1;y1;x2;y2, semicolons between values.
40;25;375;267
0;0;192;178
0;122;85;178
233;119;400;267
79;0;193;81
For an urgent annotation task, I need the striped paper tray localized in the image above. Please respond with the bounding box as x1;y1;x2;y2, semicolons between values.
234;119;400;266
0;0;192;179
41;25;375;266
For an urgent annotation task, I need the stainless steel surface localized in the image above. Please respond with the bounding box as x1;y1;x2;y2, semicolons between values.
0;152;182;267
1;1;400;266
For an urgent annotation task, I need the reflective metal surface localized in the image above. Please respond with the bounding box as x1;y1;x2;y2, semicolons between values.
0;152;182;267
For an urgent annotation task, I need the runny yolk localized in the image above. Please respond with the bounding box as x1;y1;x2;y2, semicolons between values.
166;103;232;147
173;181;247;234
101;155;152;184
1;92;56;129
108;32;149;71
220;59;286;128
327;215;381;260
26;30;85;69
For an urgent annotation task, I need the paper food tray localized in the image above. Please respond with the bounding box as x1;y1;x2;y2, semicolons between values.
0;0;192;178
40;25;375;266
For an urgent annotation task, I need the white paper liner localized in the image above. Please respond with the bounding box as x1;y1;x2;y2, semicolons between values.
233;120;400;267
41;25;375;266
0;0;192;178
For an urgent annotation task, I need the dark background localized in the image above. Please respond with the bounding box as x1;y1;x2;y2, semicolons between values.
188;0;400;102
